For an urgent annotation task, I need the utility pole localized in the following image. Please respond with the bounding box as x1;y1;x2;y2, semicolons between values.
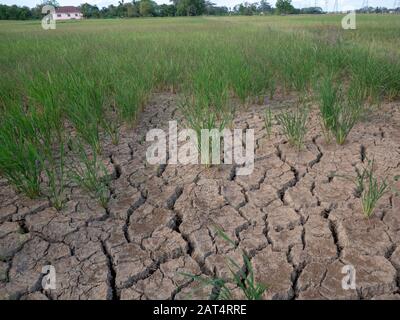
394;1;400;9
362;0;369;9
325;0;329;13
333;0;338;13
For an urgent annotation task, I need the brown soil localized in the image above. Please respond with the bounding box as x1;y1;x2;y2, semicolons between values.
1;93;400;300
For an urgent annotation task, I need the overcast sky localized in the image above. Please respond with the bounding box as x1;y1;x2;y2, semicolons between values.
0;0;397;10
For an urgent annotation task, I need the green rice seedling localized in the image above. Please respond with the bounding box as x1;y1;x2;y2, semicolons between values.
349;49;386;104
66;102;102;154
332;99;362;146
95;69;121;145
0;104;42;198
182;228;267;300
28;105;67;210
358;160;389;218
247;63;269;105
190;65;230;116
2;15;400;204
26;71;63;137
276;106;309;150
179;67;232;166
42;140;66;211
338;159;389;218
0;82;67;201
114;77;148;125
268;77;276;100
318;78;362;145
64;71;104;154
100;100;121;145
179;94;231;167
69;140;110;208
273;37;316;94
101;114;120;145
264;107;273;138
153;49;185;94
228;57;253;107
0;134;42;198
318;76;338;142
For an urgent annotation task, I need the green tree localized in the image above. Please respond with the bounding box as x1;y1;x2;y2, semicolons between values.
126;3;139;17
80;3;100;18
41;0;60;7
275;0;294;14
159;4;176;16
175;0;206;16
259;0;272;13
139;0;156;16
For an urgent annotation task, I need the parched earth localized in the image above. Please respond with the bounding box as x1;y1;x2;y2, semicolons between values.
1;93;400;300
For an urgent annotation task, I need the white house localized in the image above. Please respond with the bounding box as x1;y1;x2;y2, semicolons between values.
53;6;83;20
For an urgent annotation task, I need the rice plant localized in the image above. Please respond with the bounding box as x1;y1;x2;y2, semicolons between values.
64;71;105;154
41;140;66;211
179;68;233;166
100;101;121;145
0;132;42;198
339;159;389;218
68;140;110;208
1;15;400;203
229;57;253;107
0;104;43;198
318;76;339;142
179;94;231;167
182;227;267;300
318;78;362;145
357;160;389;218
276;106;309;150
264;107;273;138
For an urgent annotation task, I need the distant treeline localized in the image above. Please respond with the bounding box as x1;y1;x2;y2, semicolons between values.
1;0;400;20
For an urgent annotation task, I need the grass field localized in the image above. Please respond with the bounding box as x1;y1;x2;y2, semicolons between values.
1;14;400;205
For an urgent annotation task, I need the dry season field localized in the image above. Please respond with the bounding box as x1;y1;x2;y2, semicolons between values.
1;15;400;300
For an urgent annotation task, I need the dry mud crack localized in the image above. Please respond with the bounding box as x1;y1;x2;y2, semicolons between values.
1;93;400;300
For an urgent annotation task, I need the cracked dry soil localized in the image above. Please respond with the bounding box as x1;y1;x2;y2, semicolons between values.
1;93;400;300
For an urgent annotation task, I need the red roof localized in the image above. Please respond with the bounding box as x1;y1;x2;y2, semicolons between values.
55;6;81;14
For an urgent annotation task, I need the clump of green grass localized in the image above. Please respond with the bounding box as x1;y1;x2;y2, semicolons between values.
0;127;42;198
0;103;44;198
319;77;338;142
100;101;121;145
229;59;252;107
182;227;267;300
179;69;233;166
276;106;308;150
1;16;400;205
0;98;67;206
26;74;67;209
69;141;110;208
179;94;231;167
42;140;66;211
339;159;389;218
319;77;362;145
63;66;112;154
356;160;389;218
264;107;273;138
113;75;149;125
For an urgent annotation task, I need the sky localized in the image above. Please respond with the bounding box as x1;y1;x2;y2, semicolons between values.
0;0;397;11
